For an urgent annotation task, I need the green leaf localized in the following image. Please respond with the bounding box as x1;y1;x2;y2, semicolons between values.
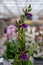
28;42;38;57
18;60;22;65
4;40;17;59
28;8;32;12
13;55;19;65
24;60;33;65
18;29;25;48
39;33;43;37
28;60;33;65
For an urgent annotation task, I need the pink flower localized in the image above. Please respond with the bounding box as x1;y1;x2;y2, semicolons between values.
7;25;17;40
7;25;16;35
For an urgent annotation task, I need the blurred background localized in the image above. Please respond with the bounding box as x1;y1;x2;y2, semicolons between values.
0;0;43;65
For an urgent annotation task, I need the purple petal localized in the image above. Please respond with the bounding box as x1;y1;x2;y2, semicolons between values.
21;53;28;61
27;13;32;17
20;24;28;28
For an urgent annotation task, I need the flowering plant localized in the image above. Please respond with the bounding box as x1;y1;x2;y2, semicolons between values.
4;5;39;65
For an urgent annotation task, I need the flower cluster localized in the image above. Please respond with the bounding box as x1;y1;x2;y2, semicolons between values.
22;4;32;20
4;5;39;65
7;25;17;40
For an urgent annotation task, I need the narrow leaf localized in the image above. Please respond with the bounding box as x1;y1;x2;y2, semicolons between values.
28;42;38;57
13;55;19;65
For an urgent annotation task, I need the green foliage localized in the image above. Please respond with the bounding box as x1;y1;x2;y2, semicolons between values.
28;42;38;57
28;60;33;65
27;5;32;12
13;54;33;65
24;60;33;65
18;28;25;50
21;15;25;21
39;33;43;38
23;4;32;14
17;60;22;65
4;40;17;59
13;55;18;65
13;55;22;65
